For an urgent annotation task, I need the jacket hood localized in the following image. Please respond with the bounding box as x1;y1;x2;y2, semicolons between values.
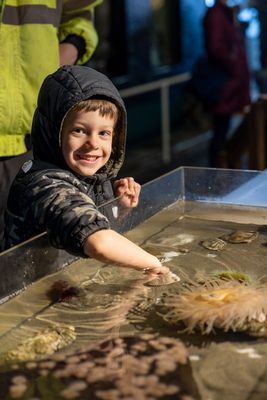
31;65;127;178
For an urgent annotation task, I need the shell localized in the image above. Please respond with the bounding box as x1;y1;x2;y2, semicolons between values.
220;230;258;244
145;271;180;287
200;238;227;251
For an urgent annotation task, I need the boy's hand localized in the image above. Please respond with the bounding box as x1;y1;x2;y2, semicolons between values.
114;177;141;208
143;265;170;276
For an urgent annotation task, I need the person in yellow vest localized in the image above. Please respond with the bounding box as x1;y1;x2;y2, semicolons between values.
0;0;103;246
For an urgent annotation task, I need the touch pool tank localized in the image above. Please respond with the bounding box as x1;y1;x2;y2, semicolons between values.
0;166;267;400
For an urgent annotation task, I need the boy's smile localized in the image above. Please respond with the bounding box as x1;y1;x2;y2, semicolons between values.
61;109;114;176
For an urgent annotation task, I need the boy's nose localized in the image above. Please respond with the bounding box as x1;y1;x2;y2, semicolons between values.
85;135;99;149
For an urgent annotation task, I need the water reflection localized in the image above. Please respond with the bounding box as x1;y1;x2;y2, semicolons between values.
0;212;266;359
0;208;267;399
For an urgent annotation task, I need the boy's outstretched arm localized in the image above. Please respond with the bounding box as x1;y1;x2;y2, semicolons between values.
83;229;170;275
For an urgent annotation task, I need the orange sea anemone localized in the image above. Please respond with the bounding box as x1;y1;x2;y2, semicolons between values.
159;277;267;335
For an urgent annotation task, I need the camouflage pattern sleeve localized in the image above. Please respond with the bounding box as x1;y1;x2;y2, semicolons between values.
27;170;110;256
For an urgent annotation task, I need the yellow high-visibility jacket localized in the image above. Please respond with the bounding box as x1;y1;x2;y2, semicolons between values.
0;0;102;157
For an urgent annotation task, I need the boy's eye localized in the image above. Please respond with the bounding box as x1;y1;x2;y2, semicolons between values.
73;128;86;134
99;130;112;137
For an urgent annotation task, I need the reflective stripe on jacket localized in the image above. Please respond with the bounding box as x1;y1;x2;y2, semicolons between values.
0;0;102;156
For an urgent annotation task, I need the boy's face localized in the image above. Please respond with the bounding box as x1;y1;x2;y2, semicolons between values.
61;109;115;176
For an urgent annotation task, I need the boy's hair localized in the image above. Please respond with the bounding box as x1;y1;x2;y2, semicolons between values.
72;98;122;135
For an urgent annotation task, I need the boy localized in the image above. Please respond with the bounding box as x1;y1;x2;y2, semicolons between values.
4;65;169;276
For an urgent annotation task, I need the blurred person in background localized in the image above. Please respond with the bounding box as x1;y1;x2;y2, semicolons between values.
203;0;251;167
0;0;103;248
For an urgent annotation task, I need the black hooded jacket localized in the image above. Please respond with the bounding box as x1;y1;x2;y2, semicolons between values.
4;65;127;255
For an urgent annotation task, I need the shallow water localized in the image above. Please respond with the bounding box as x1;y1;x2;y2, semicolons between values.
0;204;267;399
0;205;266;353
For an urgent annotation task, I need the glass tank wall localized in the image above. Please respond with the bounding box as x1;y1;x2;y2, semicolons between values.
1;166;267;303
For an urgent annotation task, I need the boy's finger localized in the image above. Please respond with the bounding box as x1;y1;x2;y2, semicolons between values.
134;182;141;195
126;177;134;191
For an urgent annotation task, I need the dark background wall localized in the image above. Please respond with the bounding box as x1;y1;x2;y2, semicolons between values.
92;0;206;81
88;0;262;154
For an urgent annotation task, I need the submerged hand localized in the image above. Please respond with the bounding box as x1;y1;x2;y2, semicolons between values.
143;265;170;276
142;265;181;287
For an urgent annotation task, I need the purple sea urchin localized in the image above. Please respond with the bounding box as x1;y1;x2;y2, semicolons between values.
46;280;80;303
159;278;267;334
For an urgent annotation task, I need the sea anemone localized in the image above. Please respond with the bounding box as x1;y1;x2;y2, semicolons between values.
158;277;267;334
213;270;252;283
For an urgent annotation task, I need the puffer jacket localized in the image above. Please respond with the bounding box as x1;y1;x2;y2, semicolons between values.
0;0;102;157
4;65;127;256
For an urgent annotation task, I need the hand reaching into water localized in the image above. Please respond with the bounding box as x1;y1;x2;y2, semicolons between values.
142;265;171;276
84;229;171;274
